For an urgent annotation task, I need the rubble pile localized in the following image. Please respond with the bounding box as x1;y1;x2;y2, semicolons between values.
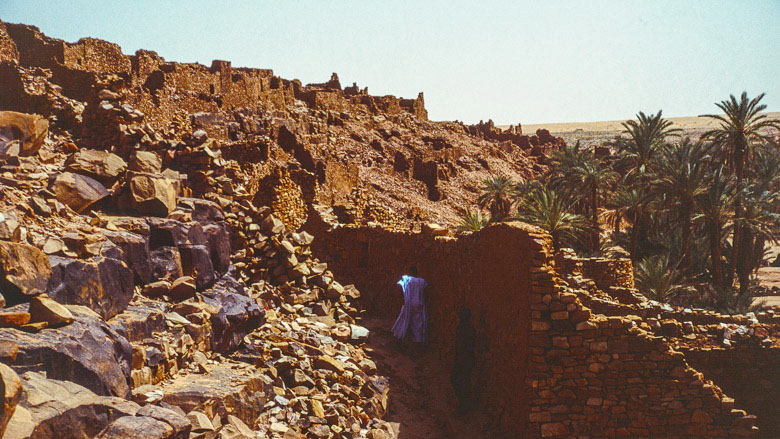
2;18;778;439
0;20;413;438
0;20;540;229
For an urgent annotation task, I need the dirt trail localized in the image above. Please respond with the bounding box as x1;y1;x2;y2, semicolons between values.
361;318;493;439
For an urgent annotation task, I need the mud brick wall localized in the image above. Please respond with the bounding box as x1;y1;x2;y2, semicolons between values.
682;348;780;438
312;222;537;437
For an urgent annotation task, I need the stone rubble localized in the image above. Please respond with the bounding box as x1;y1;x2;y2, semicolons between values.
0;18;777;439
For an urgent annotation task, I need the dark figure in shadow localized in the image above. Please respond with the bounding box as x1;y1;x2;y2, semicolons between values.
451;306;476;414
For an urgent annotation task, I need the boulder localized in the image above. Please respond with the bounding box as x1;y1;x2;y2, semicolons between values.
50;172;109;213
95;405;191;439
150;246;184;281
0;305;132;397
101;229;151;285
159;362;267;428
108;305;166;344
219;415;254;439
127;151;162;174
94;416;175;439
3;372;187;439
0;241;52;304
201;223;231;273
135;405;191;439
167;276;196;301
148;218;206;248
28;295;73;327
65;149;127;184
140;280;171;298
0;340;18;364
178;245;215;290
47;256;134;320
201;274;265;353
0;112;48;157
0;211;21;242
1;363;22;437
176;198;225;223
129;174;177;216
0;312;29;327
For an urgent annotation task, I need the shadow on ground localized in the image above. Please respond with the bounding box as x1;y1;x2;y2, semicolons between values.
361;317;494;439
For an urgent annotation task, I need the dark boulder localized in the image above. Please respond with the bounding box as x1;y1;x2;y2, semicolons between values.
0;305;132;398
150;247;183;281
4;372;188;439
178;244;215;290
108;305;166;344
0;241;51;305
201;223;231;274
47;256;134;320
3;372;137;439
147;218;206;248
101;229;151;285
176;198;225;223
201;274;265;353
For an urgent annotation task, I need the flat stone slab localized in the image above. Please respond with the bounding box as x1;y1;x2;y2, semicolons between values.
159;362;268;428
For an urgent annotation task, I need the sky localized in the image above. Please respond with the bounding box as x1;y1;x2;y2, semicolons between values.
1;1;778;124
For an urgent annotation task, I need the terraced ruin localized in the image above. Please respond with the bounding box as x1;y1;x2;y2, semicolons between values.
0;20;778;439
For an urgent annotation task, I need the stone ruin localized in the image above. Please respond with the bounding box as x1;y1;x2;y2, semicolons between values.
307;217;778;438
0;19;777;439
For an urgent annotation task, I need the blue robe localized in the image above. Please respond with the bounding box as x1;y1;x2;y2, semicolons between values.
391;275;428;343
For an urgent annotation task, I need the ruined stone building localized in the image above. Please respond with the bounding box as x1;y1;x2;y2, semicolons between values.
0;20;777;439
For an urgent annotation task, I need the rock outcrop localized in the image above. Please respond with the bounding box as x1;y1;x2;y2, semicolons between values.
0;242;51;304
0;111;48;156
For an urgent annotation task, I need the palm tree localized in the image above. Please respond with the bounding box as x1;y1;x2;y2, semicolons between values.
746;145;780;273
570;155;619;249
516;186;591;251
734;184;780;293
652;140;709;273
634;255;690;303
702;92;780;181
694;166;735;289
611;184;654;259
456;208;489;233
620;110;681;179
477;175;516;221
702;92;780;292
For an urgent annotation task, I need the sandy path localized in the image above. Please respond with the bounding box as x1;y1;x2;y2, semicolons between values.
361;317;493;439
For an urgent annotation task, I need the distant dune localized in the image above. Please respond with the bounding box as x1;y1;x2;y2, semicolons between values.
499;112;780;146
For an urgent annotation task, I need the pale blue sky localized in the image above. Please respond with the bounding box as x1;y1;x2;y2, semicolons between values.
1;1;778;124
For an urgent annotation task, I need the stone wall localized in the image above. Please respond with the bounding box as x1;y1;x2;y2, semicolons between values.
312;222;536;437
528;241;758;438
683;348;779;438
558;256;635;291
1;21;428;134
0;21;19;63
311;221;760;438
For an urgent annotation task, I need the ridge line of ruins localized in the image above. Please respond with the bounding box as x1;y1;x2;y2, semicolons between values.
0;20;777;439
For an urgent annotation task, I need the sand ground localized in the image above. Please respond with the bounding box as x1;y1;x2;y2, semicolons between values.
501;112;780;147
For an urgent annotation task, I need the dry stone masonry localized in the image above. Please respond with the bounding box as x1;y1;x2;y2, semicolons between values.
0;18;777;439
